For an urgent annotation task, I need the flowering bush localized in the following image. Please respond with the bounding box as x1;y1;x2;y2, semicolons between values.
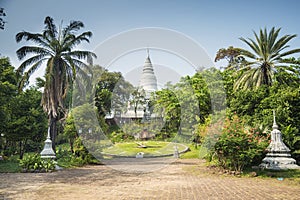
213;115;269;172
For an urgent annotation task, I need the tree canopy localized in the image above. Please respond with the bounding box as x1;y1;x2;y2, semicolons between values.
219;27;300;90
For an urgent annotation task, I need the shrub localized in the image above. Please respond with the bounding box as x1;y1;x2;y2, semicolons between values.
213;115;269;172
110;130;134;143
19;154;56;172
72;137;98;166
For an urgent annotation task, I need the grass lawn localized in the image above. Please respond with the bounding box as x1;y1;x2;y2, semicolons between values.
180;144;201;159
102;141;188;156
0;156;21;173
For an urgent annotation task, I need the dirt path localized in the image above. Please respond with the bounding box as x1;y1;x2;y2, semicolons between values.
0;159;299;200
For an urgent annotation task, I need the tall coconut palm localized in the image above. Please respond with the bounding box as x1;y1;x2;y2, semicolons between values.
16;16;96;150
232;27;300;90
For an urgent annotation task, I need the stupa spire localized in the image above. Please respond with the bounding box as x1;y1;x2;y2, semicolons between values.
272;110;279;130
147;48;150;58
139;49;158;97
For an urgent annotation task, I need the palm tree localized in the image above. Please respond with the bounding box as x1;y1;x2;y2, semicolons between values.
16;16;96;150
232;27;300;90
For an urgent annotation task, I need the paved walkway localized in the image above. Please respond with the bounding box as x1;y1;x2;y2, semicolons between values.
0;159;299;200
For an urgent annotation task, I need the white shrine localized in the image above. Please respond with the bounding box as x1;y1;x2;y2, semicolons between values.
107;50;158;122
260;111;299;170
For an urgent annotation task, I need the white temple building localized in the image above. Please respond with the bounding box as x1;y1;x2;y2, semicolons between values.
106;51;158;123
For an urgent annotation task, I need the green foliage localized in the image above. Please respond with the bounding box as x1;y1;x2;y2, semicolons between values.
72;103;108;137
281;125;300;152
0;58;18;151
63;113;77;152
19;154;56;172
154;68;224;138
5;87;47;159
110;131;133;143
214;46;241;64
0;156;20;173
94;67;133;116
72;137;98;166
213;115;269;172
225;70;300;152
55;143;99;168
155;88;180;134
180;144;200;159
231;27;300;90
193;116;212;145
94;66;133;117
130;87;146;117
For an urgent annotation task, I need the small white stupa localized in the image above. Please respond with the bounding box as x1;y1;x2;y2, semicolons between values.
260;111;299;170
40;127;56;158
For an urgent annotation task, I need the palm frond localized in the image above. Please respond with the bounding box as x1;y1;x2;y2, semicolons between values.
18;59;45;90
44;16;57;39
63;50;96;60
16;46;52;60
277;48;300;58
65;31;93;50
15;31;51;50
62;20;84;38
17;55;48;74
239;37;260;57
272;34;297;53
238;48;257;60
234;27;300;90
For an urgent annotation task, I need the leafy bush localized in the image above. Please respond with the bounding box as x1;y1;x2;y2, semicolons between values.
19;154;56;172
110;131;134;143
213;115;269;172
282;125;300;152
72;137;98;166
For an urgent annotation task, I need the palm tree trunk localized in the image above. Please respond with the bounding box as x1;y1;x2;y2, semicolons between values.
49;116;57;151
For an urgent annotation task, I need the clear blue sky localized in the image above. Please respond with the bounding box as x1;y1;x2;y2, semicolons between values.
1;0;300;85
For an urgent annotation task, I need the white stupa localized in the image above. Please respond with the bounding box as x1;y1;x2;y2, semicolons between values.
260;111;299;170
139;50;158;97
106;50;158;122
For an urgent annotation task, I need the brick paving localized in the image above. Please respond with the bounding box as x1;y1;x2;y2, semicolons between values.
0;159;299;200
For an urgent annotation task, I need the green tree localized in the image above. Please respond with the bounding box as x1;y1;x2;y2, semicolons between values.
154;87;180;137
232;27;300;90
226;70;300;153
130;87;146;118
215;46;244;69
15;16;96;150
63;113;77;153
94;67;133;117
6;87;47;159
0;58;18;152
